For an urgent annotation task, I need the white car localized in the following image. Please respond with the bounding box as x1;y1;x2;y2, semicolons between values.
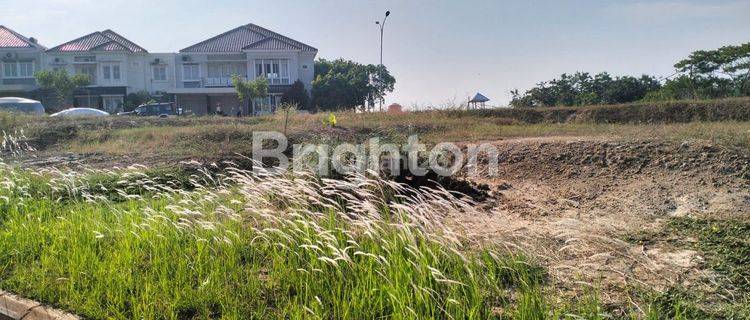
0;97;45;115
51;108;110;118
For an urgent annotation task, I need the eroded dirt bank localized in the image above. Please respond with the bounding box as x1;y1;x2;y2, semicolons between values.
456;137;750;314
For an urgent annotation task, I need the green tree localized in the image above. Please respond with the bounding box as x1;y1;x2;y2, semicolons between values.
673;42;750;97
366;64;396;110
645;42;750;101
34;69;90;112
311;58;395;112
233;75;268;115
510;72;660;107
281;80;310;110
642;75;734;102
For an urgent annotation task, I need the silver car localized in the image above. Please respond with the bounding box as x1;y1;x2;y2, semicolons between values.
0;97;45;115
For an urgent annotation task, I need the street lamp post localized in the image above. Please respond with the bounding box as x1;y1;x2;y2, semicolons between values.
375;10;390;112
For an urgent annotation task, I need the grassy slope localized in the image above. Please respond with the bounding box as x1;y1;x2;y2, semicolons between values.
0;165;632;319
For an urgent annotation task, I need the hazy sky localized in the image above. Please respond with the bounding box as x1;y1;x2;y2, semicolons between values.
4;0;750;107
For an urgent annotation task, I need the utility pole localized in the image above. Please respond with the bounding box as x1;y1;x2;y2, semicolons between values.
375;10;390;112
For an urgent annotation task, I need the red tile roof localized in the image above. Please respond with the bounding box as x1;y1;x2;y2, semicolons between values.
181;23;316;53
0;25;45;49
46;30;147;53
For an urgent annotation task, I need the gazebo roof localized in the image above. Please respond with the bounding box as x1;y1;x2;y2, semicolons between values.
469;92;490;103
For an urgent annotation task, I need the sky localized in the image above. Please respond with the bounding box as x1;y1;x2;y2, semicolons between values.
3;0;750;107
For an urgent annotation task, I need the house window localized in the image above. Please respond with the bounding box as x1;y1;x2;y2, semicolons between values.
253;94;281;114
153;66;167;81
19;62;33;77
74;56;96;62
3;63;17;78
3;61;34;78
206;63;246;86
74;64;97;83
183;64;200;81
102;96;124;114
254;59;290;85
101;63;121;84
207;63;245;78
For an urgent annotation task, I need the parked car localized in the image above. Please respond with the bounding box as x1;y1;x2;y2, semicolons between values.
0;97;45;115
51;108;110;118
118;103;177;117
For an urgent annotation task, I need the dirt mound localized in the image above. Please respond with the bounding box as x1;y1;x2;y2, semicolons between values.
476;137;750;183
456;137;750;313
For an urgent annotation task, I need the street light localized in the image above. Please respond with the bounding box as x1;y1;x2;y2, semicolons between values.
375;10;390;66
375;10;390;111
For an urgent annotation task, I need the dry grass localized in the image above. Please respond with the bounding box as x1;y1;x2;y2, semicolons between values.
51;117;750;161
3;102;749;162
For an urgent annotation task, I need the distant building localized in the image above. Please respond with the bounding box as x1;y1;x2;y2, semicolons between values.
0;25;46;97
44;29;155;113
0;23;318;115
172;23;317;116
387;103;403;113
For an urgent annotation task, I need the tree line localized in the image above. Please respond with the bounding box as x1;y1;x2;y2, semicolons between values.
511;42;750;108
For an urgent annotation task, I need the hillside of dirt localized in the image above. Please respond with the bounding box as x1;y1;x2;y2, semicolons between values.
456;137;750;315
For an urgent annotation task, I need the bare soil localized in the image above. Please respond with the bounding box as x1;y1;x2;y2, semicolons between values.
454;136;750;312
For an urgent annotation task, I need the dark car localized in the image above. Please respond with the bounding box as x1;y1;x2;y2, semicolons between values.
119;103;178;117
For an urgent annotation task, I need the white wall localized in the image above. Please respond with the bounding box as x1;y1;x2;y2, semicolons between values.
297;52;315;92
40;52;176;95
174;50;317;90
0;48;44;91
142;53;176;94
9;49;316;95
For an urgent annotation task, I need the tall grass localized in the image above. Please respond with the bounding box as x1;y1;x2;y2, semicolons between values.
0;163;564;319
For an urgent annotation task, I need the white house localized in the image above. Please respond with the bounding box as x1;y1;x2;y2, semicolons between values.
0;25;46;96
0;23;317;115
44;29;177;113
171;23;317;116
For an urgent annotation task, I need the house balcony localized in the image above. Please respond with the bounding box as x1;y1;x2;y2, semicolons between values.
170;76;293;95
205;76;245;87
0;78;37;92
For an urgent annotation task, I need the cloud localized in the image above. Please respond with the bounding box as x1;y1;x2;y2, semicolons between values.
610;0;750;21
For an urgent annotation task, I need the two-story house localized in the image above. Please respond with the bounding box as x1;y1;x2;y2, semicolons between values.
44;30;148;112
0;26;46;97
44;30;176;113
170;23;317;116
1;23;316;116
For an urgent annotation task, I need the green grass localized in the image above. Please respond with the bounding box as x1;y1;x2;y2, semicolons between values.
626;217;750;318
0;159;718;318
667;218;750;294
0;164;577;319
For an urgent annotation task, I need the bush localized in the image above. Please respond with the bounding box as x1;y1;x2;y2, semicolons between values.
281;80;310;110
464;98;750;124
